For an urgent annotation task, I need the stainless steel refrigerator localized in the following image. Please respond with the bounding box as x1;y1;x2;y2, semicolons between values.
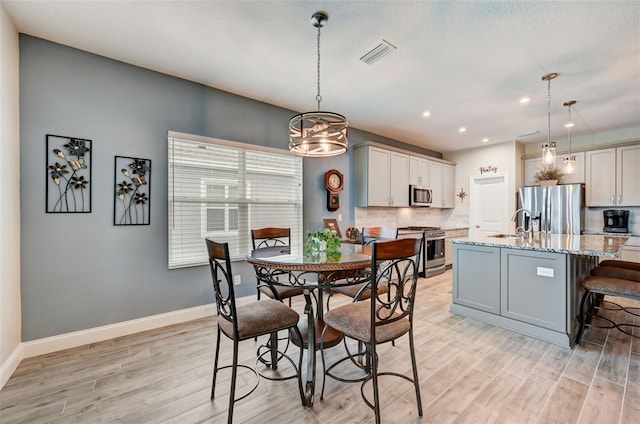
517;184;585;234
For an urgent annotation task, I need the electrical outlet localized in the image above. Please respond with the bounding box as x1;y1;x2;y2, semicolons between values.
234;275;241;285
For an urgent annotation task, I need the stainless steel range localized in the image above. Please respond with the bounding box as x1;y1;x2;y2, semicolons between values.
397;226;446;277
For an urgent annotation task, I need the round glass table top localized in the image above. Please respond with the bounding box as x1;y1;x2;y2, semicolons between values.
246;244;371;272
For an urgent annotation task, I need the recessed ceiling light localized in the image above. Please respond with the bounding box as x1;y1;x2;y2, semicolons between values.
482;138;489;143
458;127;466;133
422;111;431;117
520;97;531;104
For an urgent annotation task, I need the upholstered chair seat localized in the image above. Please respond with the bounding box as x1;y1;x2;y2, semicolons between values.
590;266;640;282
218;298;300;341
598;259;640;272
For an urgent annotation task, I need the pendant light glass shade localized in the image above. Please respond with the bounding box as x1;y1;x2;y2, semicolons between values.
541;73;558;166
563;100;576;174
289;12;348;157
542;142;556;166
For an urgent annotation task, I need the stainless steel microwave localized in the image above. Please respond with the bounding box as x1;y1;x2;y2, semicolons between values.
409;185;432;206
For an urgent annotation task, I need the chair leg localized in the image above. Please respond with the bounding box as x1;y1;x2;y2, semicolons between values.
575;289;592;345
408;328;423;417
370;341;381;424
227;339;239;424
270;332;279;370
211;326;222;400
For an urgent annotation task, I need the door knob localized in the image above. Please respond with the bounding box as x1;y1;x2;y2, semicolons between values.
475;225;480;228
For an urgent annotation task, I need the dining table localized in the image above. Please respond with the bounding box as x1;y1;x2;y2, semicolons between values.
246;243;372;406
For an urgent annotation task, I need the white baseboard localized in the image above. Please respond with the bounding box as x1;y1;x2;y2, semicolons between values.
0;344;23;390
1;295;259;389
21;303;218;359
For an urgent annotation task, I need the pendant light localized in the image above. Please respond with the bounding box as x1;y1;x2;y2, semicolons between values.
289;12;349;157
563;100;576;174
541;73;558;167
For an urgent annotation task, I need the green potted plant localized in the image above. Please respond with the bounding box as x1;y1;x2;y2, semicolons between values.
534;165;564;186
305;228;341;261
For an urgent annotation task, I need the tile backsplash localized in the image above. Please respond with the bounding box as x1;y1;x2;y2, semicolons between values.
585;206;639;234
355;207;466;229
355;205;639;234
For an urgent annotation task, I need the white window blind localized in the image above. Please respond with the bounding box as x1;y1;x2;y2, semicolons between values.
168;132;303;269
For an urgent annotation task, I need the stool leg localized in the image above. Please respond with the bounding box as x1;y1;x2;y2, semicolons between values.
576;289;591;345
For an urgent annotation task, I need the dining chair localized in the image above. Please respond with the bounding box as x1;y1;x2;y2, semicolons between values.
320;238;423;424
327;227;397;307
251;227;304;306
205;239;304;423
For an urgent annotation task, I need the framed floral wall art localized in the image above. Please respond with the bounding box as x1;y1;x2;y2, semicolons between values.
114;156;152;225
46;134;92;213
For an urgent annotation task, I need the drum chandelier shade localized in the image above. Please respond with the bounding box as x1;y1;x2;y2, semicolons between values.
289;12;349;157
541;73;558;166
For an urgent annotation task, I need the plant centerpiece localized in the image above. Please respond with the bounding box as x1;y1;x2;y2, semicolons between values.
534;165;564;186
305;228;341;262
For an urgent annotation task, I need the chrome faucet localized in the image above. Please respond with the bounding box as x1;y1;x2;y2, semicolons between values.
511;208;534;238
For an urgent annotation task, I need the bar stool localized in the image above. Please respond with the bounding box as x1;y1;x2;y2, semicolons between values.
575;264;640;344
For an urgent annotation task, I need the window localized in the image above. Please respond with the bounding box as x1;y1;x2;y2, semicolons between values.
168;132;303;269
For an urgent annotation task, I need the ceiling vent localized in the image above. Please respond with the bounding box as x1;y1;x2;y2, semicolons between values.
360;40;397;65
516;130;540;138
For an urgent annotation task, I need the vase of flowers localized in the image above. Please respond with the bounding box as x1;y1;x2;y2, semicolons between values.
534;165;564;186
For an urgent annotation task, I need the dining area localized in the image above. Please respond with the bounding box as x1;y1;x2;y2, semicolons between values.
208;227;423;423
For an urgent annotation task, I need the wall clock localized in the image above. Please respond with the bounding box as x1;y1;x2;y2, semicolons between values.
324;169;344;211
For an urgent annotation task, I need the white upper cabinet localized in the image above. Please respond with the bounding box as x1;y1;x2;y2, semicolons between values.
523;152;585;186
389;151;410;206
355;145;409;207
617;145;640;206
586;145;640;206
429;161;443;207
443;164;455;208
409;156;430;186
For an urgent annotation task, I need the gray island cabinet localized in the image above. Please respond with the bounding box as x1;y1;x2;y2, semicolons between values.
450;234;628;348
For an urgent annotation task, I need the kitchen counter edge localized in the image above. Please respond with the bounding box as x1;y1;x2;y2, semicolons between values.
451;233;628;258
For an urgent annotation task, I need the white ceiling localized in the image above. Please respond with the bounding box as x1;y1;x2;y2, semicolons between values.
4;0;640;153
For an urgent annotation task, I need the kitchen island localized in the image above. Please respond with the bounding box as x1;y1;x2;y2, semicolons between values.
450;234;628;348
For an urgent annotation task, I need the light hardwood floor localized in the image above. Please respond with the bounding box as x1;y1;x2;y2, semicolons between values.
1;270;639;423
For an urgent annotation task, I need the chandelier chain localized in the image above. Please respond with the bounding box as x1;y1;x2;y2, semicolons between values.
316;23;322;109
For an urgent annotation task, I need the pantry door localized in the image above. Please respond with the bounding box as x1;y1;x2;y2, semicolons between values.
469;172;509;238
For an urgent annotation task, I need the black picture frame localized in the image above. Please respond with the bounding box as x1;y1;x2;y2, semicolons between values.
114;156;152;226
46;134;92;213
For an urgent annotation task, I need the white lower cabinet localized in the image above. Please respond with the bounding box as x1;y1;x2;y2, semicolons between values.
620;237;640;262
445;228;468;266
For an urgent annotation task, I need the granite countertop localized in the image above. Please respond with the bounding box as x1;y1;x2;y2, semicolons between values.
451;233;628;258
581;230;640;238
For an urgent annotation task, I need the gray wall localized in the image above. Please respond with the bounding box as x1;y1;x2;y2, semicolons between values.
20;35;440;341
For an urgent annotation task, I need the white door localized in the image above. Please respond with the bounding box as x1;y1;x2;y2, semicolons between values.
470;173;509;238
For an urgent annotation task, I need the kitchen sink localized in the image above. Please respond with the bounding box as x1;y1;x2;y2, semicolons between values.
489;233;524;239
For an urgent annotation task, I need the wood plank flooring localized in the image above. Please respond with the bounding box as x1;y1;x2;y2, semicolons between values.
1;270;639;423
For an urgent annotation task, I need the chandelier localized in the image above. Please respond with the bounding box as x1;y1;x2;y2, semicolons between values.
541;73;558;167
289;12;349;157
